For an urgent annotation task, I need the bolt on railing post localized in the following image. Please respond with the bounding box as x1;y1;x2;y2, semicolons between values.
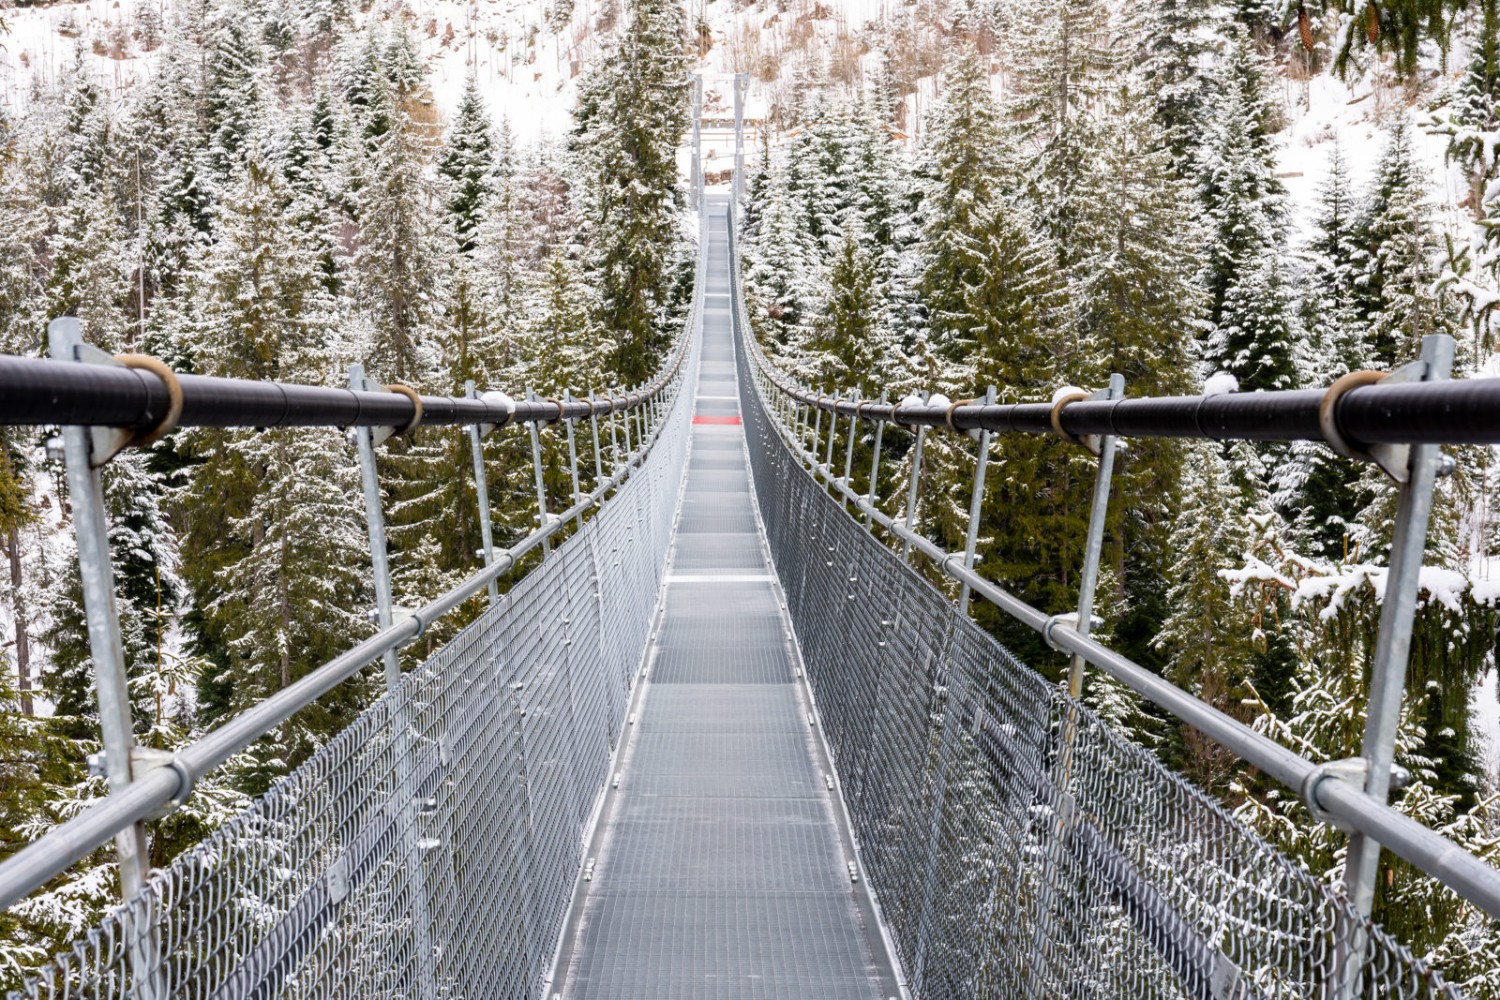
958;385;997;615
841;390;859;510
564;391;582;528
465;381;499;608
47;318;164;1000
865;392;888;530
348;362;437;1000
1067;373;1124;699
1338;333;1456;991
526;389;551;558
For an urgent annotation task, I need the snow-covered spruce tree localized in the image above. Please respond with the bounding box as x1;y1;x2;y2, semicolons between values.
1432;0;1500;353
202;9;266;183
1152;440;1258;791
1356;115;1455;366
174;156;373;783
1008;0;1118;143
742;158;824;372
1137;0;1221;164
1197;31;1298;393
0;659;92;994
1228;548;1500;985
438;73;500;257
347;73;443;386
1275;144;1375;561
806;223;882;395
1061;80;1203;673
45;76;132;352
44;448;184;741
571;0;689;384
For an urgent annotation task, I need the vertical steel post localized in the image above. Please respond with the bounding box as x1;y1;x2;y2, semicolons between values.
958;386;997;614
563;391;582;527
1339;334;1456;984
349;363;436;1000
841;391;859;509
608;403;622;473
465;381;499;608
589;392;604;484
865;392;887;530
47;319;163;1000
902;407;929;564
1067;373;1125;699
809;404;822;469
733;72;749;208
526;390;551;558
823;393;839;493
690;74;704;212
622;395;634;457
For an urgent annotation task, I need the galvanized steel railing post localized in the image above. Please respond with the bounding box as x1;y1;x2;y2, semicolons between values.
609;402;622;473
865;392;887;529
958;386;997;615
589;391;604;484
465;381;500;608
1067;373;1124;699
621;393;633;457
733;71;749;207
902;398;929;564
823;391;840;492
564;391;582;528
808;403;821;471
841;390;859;510
46;318;164;1000
526;389;552;558
348;363;437;1000
1337;334;1456;991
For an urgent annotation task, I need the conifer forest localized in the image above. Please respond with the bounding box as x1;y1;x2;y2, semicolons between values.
3;0;1500;993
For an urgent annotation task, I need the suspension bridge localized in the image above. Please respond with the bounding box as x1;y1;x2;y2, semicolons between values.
3;190;1500;998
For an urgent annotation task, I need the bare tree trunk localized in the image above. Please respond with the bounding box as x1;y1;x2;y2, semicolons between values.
7;526;33;716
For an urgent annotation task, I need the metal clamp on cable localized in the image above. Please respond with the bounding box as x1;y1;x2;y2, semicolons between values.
1050;391;1092;452
1319;359;1458;484
384;384;424;437
478;391;515;436
114;354;184;448
945;398;975;434
1318;371;1387;466
116;747;197;820
1301;756;1411;829
1043;611;1102;652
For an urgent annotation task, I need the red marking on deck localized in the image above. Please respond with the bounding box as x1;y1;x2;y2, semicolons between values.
693;415;742;425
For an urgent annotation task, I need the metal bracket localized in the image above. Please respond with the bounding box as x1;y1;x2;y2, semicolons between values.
1321;358;1453;484
1043;612;1103;653
1077;384;1116;457
477;391;515;437
1302;757;1411;829
87;747;195;819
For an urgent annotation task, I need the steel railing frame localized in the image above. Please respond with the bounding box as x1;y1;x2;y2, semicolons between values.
727;215;1500;926
0;312;695;916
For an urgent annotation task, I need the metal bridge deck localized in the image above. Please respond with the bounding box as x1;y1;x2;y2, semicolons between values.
553;203;896;999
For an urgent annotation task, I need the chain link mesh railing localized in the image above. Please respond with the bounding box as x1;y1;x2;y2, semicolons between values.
731;248;1463;1000
10;352;694;1000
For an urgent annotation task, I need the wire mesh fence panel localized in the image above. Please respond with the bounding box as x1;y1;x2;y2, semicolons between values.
10;364;692;1000
729;233;1464;1000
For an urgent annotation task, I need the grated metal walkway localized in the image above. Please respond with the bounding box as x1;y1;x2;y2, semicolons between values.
553;202;897;999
